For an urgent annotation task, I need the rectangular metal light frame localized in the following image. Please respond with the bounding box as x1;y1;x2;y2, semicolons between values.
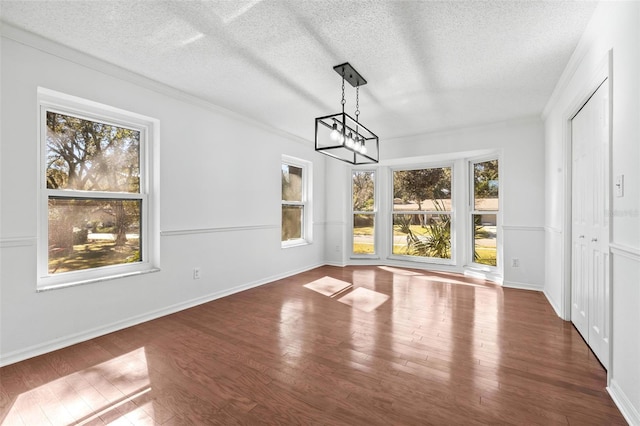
315;111;379;165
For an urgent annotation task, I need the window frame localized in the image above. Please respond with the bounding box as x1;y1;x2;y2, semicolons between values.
389;163;455;265
469;156;500;270
281;155;312;248
350;168;377;258
37;88;160;291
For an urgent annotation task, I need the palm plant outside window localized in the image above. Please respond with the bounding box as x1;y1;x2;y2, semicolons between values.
392;167;452;260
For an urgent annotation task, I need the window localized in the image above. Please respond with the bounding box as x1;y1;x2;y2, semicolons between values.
281;156;311;246
38;88;158;289
392;166;453;261
352;170;376;255
471;159;499;267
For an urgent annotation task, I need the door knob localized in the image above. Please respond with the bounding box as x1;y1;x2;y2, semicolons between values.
591;238;598;242
579;235;585;239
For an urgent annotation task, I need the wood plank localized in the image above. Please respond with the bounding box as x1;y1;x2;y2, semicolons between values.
0;265;626;424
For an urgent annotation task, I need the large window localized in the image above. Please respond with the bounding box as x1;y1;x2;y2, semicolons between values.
38;89;158;289
471;159;499;267
352;170;375;255
392;166;452;261
281;156;311;246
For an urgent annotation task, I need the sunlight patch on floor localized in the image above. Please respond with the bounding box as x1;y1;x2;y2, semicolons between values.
303;276;352;297
413;275;490;288
377;266;423;276
338;287;390;312
2;347;152;425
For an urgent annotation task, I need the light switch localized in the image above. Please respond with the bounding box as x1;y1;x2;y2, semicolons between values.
614;175;624;197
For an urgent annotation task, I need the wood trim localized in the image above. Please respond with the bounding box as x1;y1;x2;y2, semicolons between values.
609;243;640;261
161;222;328;237
544;226;563;234
0;237;37;248
501;225;544;232
608;379;640;426
543;288;565;319
503;280;543;291
160;224;278;237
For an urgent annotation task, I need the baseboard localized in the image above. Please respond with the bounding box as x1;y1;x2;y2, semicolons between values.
608;379;640;426
0;262;324;367
502;280;543;291
543;288;566;320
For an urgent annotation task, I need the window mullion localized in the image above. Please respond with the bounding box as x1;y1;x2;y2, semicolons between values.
46;189;144;200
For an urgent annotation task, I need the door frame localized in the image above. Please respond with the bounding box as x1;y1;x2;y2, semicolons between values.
561;50;613;373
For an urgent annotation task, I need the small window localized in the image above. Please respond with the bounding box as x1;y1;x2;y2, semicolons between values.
392;166;453;262
471;159;499;267
38;89;158;290
352;170;376;255
281;156;311;247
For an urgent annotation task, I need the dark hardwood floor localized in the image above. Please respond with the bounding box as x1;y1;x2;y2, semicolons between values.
0;265;626;425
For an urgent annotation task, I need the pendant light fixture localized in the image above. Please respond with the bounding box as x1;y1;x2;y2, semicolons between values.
315;63;379;165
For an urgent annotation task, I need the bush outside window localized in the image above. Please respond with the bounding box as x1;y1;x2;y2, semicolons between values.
352;170;375;255
392;167;452;261
472;159;499;267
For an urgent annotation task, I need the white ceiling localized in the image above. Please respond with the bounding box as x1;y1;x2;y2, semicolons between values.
0;0;598;141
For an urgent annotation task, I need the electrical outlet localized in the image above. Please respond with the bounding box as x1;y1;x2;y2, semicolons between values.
193;267;201;280
512;258;520;268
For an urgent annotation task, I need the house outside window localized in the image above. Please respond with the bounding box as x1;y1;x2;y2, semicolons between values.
38;88;159;290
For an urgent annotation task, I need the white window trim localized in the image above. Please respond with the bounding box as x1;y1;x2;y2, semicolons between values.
281;155;312;248
350;168;378;258
467;155;501;272
37;88;160;291
388;163;456;266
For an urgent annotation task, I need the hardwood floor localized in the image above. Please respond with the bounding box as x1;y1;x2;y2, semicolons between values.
0;265;626;425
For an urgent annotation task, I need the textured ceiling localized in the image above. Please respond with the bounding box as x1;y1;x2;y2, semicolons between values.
0;0;598;141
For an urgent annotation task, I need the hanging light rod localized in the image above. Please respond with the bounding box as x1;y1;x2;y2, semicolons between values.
333;62;367;87
315;62;379;165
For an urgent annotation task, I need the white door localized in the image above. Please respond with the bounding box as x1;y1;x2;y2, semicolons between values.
571;79;610;369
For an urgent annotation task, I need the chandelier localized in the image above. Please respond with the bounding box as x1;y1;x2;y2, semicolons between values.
315;63;379;165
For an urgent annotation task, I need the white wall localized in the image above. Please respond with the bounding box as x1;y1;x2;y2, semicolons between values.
325;118;546;290
543;2;640;423
0;31;326;365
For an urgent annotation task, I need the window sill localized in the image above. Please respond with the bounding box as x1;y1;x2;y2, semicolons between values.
463;265;502;284
37;267;161;292
281;239;311;249
387;254;455;266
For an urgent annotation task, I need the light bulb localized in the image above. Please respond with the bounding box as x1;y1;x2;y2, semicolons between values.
330;123;340;141
346;133;355;148
356;138;366;153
